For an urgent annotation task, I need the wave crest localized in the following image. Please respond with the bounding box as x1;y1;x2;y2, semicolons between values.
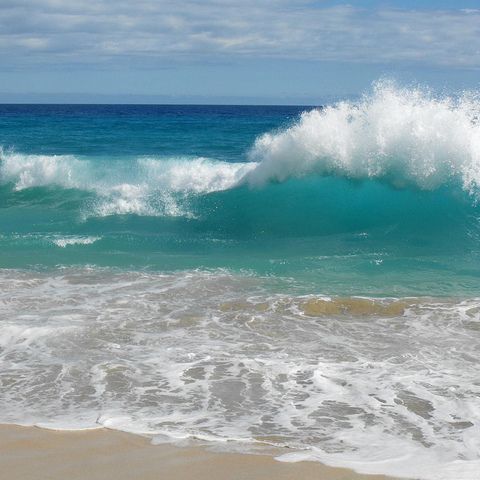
0;149;88;191
246;81;480;193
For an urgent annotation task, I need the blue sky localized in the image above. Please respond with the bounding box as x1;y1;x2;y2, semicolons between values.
0;0;479;103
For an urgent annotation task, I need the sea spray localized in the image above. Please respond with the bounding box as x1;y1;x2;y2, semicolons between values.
247;81;480;193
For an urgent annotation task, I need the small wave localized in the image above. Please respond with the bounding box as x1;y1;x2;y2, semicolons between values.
52;236;101;248
246;80;480;194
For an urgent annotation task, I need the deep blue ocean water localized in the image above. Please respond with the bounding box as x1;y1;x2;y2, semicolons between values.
1;84;480;479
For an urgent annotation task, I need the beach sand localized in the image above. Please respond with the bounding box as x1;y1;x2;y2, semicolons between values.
0;424;400;480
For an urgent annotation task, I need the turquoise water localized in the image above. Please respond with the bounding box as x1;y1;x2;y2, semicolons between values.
1;94;480;296
1;84;480;479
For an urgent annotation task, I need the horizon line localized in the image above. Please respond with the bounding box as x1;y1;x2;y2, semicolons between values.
0;102;322;107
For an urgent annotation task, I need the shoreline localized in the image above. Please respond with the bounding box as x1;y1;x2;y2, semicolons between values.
0;423;401;480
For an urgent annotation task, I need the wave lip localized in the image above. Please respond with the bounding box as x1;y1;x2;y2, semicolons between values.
246;80;480;194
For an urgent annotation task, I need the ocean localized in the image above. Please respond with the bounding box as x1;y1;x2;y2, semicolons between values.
1;82;479;480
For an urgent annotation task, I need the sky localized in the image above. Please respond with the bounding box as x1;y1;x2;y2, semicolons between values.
0;0;479;103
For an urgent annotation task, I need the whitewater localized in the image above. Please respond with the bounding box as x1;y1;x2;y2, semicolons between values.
1;82;480;479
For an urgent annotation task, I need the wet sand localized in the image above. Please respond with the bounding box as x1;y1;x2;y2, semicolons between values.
0;424;400;480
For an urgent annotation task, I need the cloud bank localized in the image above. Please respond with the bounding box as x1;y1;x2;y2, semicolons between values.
0;1;479;69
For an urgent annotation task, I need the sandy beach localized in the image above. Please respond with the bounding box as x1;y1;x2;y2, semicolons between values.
0;424;400;480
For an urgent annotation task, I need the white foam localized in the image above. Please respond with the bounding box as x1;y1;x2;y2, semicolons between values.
0;148;88;191
0;149;255;218
138;157;255;194
246;80;480;194
0;324;59;349
277;434;480;480
1;268;479;479
52;236;101;248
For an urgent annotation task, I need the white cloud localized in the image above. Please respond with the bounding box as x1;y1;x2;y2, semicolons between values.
0;1;479;69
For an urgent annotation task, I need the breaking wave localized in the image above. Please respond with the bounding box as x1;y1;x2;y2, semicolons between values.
246;80;480;193
1;81;479;238
0;150;256;217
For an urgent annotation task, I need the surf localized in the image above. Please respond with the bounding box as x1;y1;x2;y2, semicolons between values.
246;80;480;194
